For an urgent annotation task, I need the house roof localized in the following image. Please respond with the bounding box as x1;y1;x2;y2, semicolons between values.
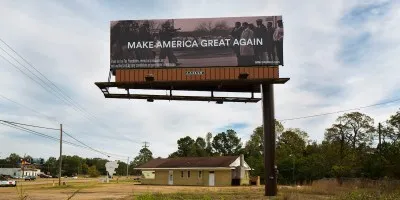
135;156;240;169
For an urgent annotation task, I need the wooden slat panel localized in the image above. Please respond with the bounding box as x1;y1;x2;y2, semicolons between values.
247;67;254;79
144;69;149;81
191;68;197;81
209;68;214;80
179;68;184;81
129;70;135;82
215;68;220;81
262;67;269;78
114;66;281;82
188;69;193;81
273;67;279;78
171;68;177;81
119;69;125;82
116;70;121;82
258;67;263;79
163;69;168;81
233;67;240;80
166;68;172;81
228;67;234;79
155;69;160;81
205;68;211;80
124;70;127;82
196;68;201;81
134;69;138;82
138;69;144;82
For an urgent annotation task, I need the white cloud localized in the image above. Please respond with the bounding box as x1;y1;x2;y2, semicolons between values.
0;0;399;161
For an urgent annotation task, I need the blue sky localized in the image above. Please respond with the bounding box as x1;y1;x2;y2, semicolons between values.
0;0;399;160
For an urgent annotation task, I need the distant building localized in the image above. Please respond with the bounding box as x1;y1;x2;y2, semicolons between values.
135;154;251;186
0;168;41;177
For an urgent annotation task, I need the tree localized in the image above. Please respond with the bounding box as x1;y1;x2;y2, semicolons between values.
213;21;230;31
205;132;213;155
277;129;308;157
386;109;400;143
325;119;350;164
116;161;128;176
82;163;89;175
340;112;375;149
212;129;243;156
88;165;100;177
195;21;213;33
5;153;21;167
132;147;153;167
244;120;285;180
194;20;230;36
44;157;58;176
169;136;196;157
194;137;207;157
61;155;81;176
169;136;209;157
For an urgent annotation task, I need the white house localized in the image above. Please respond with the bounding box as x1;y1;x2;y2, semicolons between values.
0;168;41;177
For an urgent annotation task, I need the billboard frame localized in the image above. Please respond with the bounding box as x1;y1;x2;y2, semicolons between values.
99;14;287;197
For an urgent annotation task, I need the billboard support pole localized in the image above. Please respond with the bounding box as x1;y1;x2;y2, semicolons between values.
261;83;277;196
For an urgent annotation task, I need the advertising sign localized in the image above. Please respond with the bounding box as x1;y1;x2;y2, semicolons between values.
110;16;283;69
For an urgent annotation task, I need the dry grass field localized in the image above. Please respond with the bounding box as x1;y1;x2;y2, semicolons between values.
1;177;400;200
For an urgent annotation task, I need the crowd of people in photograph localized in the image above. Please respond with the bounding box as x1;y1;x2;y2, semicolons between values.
111;20;181;66
230;19;284;66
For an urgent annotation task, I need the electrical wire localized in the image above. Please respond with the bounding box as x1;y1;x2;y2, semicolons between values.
0;122;82;148
0;91;141;145
0;120;59;130
278;97;400;122
0;39;138;144
0;119;129;158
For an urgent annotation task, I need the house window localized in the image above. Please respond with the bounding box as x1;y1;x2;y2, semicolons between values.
181;171;184;178
188;171;190;178
198;171;202;178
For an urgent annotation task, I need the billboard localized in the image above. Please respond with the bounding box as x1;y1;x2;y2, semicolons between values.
110;16;283;70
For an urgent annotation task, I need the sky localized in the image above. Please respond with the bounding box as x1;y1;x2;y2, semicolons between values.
0;0;399;162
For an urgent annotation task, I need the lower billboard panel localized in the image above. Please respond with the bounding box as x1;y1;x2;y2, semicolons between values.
115;66;279;83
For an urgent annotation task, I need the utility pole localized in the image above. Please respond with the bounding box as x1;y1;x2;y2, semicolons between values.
143;142;149;148
378;123;382;163
21;153;26;178
58;124;63;186
261;84;277;196
292;156;295;186
126;157;129;177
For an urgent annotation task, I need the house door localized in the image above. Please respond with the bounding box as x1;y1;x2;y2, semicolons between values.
208;171;215;186
168;170;173;185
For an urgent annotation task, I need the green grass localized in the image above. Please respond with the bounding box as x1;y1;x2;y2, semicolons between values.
132;179;400;200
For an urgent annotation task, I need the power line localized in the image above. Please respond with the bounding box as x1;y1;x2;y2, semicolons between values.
0;122;81;148
0;122;116;158
0;93;58;122
279;97;400;122
0;120;59;131
0;47;141;144
0;118;129;158
0;40;122;139
0;39;90;115
63;130;111;158
0;92;142;147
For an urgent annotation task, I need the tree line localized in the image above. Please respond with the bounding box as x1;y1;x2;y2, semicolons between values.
1;109;399;185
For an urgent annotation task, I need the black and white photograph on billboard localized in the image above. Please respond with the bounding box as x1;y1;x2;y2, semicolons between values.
110;16;283;69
